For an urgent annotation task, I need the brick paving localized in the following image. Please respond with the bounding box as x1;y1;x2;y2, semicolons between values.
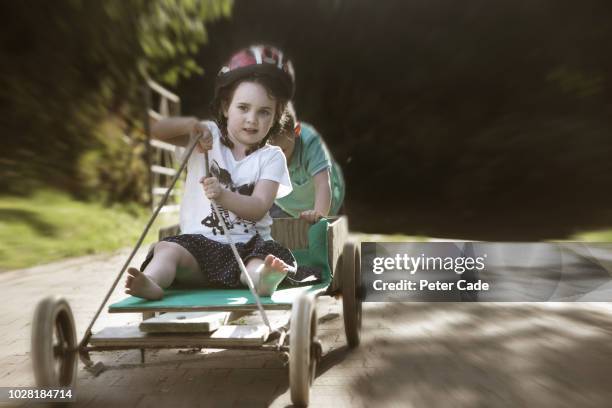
2;249;612;407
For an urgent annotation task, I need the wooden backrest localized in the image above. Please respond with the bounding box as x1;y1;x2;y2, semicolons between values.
270;218;311;250
271;216;348;281
160;218;316;249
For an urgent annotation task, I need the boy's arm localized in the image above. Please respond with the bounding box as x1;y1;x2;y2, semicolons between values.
204;178;279;222
313;169;332;216
151;117;199;146
300;169;332;223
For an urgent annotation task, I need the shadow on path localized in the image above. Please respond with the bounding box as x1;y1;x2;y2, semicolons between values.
346;303;612;408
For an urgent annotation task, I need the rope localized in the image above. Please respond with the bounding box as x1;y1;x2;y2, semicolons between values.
203;152;273;332
79;135;202;348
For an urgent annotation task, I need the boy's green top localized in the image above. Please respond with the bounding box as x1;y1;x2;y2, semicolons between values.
275;123;345;217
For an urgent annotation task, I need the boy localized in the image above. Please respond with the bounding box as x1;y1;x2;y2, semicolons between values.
269;103;345;222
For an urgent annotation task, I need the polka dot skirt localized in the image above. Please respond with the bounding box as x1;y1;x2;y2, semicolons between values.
140;234;296;288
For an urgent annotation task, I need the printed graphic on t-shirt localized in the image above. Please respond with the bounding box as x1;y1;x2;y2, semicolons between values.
201;159;256;235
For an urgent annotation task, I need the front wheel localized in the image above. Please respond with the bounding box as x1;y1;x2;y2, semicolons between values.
31;296;78;387
289;293;318;407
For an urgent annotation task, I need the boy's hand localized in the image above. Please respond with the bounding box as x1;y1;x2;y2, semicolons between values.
200;176;224;200
299;210;323;223
191;121;213;152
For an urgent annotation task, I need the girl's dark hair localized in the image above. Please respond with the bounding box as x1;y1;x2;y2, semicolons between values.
210;73;289;155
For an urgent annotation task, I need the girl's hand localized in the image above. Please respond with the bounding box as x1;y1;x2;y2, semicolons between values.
191;121;213;152
200;176;224;200
299;210;323;224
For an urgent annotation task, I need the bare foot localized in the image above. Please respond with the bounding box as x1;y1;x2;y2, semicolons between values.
254;255;290;297
125;267;164;300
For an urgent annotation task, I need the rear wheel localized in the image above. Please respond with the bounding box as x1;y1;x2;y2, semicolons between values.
31;296;78;387
341;241;362;348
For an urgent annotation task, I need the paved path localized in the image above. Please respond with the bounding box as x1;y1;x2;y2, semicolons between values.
2;249;612;407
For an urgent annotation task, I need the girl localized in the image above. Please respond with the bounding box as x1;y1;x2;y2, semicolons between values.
269;102;345;223
125;45;297;300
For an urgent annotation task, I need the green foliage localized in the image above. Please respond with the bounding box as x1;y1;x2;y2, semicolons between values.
77;119;150;204
571;230;612;242
141;0;232;85
0;0;232;198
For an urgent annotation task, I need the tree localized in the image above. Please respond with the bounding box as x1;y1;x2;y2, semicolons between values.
0;0;232;196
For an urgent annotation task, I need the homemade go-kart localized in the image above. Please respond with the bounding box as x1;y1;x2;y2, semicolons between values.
30;137;363;407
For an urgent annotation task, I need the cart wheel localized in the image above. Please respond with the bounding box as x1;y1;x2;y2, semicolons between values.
31;296;78;387
289;293;317;407
341;241;362;348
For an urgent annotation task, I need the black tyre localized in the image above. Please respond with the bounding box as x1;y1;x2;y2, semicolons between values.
341;241;362;348
31;296;78;387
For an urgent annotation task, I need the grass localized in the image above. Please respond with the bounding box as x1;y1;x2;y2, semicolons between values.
569;229;612;242
0;190;177;271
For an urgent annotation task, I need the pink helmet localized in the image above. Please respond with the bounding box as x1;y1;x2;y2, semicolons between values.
215;45;295;99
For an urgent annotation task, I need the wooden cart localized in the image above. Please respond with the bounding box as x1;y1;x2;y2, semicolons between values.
30;216;362;407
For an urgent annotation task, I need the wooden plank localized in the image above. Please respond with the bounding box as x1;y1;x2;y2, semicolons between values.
160;97;169;117
150;138;176;151
328;216;348;276
210;310;289;344
159;224;180;240
151;165;177;176
270;218;310;250
89;326;229;348
147;79;180;103
140;311;230;333
152;187;177;196
159;205;180;214
227;310;290;328
107;302;296;314
327;216;348;291
210;325;269;345
90;311;289;348
142;312;156;321
148;109;163;122
226;310;252;323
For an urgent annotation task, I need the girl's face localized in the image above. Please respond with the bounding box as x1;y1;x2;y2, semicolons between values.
224;81;276;148
270;130;296;163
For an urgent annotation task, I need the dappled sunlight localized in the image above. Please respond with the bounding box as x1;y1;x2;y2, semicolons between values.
341;302;612;407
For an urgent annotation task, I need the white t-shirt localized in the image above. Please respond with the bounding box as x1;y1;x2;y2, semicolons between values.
176;121;292;243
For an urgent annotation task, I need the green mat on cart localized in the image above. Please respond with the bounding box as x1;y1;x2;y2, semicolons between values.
109;219;331;312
